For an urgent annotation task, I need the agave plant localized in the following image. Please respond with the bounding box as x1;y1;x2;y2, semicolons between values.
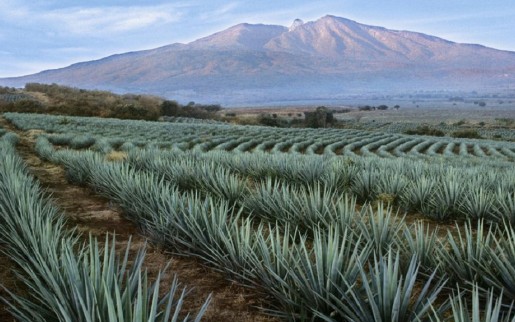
58;149;102;185
316;251;447;322
245;179;356;230
244;178;297;223
433;285;515;322
358;203;406;256
238;224;309;318
120;141;137;152
436;220;495;286
480;224;515;301
279;155;331;186
161;196;242;261
0;143;209;321
47;133;73;146
3;235;211;322
459;187;496;221
69;134;96;149
376;172;408;201
194;163;249;204
401;176;435;212
493;189;515;225
397;222;440;274
34;136;56;162
431;176;465;219
351;168;380;202
322;158;359;193
284;227;371;320
245;225;371;320
87;160;180;223
92;137;114;154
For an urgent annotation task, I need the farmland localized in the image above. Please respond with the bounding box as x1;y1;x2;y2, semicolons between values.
5;112;515;160
1;112;515;321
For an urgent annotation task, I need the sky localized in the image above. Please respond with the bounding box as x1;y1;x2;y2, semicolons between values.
1;0;515;77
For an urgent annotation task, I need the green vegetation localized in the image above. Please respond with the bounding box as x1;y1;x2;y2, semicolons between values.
404;125;445;136
303;106;335;128
2;112;515;320
34;137;515;320
452;129;483;139
0;133;210;321
0;84;228;122
0;84;161;120
161;100;222;120
7;112;515;160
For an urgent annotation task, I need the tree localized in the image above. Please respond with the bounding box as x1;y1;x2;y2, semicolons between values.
257;113;287;127
161;100;180;116
304;106;334;128
201;104;222;113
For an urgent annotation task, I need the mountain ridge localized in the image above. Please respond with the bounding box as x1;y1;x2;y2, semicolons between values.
2;15;515;105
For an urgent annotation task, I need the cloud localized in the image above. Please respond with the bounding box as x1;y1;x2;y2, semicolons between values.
393;11;514;27
198;2;240;21
46;5;182;34
40;46;91;55
0;2;185;36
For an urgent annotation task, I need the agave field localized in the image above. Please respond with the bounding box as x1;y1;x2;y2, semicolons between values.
1;112;515;321
0;131;210;321
339;119;515;141
5;113;515;160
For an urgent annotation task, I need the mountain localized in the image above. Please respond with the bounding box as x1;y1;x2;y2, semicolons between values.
2;15;515;105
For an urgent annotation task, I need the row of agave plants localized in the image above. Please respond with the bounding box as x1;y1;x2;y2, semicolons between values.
6;112;515;160
34;136;515;321
38;132;515;225
38;136;515;225
37;127;515;159
0;134;210;321
118;147;515;225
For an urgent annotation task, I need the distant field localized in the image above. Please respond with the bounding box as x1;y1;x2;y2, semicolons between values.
225;102;515;140
336;105;515;124
230;99;514;122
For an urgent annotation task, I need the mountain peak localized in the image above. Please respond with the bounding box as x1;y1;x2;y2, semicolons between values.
318;15;357;24
289;19;304;31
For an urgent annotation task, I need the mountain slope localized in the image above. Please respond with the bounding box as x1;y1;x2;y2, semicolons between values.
2;15;515;105
188;23;288;51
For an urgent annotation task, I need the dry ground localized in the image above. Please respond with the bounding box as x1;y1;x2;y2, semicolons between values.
0;117;277;322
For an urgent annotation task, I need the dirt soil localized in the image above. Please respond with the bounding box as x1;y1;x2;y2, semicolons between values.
0;251;18;322
0;117;277;322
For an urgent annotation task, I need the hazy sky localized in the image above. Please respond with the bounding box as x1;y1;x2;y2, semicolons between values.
1;0;514;77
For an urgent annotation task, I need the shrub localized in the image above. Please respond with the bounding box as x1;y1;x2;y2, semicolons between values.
404;126;445;137
451;130;483;139
257;114;288;127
